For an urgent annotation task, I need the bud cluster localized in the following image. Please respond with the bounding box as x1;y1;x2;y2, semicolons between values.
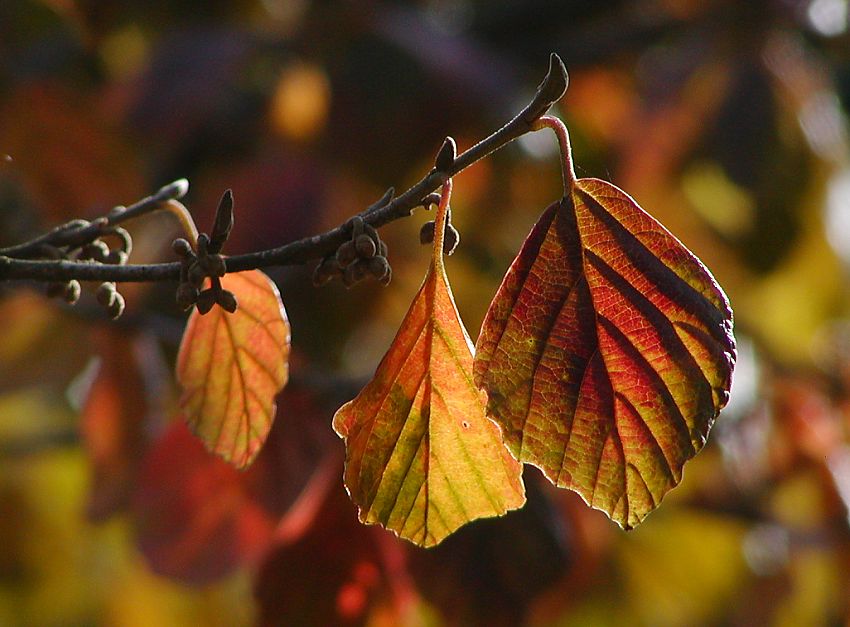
43;220;133;319
312;216;392;288
172;190;238;315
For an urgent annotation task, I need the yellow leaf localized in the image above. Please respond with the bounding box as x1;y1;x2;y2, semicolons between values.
333;179;526;547
177;270;290;469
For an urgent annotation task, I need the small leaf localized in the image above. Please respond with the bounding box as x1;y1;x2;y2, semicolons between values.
334;181;525;548
177;269;290;469
475;151;735;529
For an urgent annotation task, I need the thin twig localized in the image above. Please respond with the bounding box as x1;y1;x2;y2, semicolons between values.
0;54;568;284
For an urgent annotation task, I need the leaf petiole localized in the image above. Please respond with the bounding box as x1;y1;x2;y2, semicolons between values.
532;115;578;191
432;178;453;273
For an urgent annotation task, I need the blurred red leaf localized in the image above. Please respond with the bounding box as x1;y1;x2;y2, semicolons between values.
256;465;420;627
81;330;168;522
177;270;290;469
475;142;736;529
334;182;525;547
132;419;277;584
132;377;341;584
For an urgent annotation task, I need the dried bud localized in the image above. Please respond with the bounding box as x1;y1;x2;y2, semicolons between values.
312;257;340;286
348;216;365;238
443;223;460;256
187;261;207;288
342;260;368;288
420;193;441;210
202;253;226;277
105;250;129;265
96;282;117;308
80;240;110;262
172;238;194;258
419;221;436;245
209;189;234;253
176;283;199;310
363;224;380;243
216;289;238;313
336;240;357;266
355;234;377;258
108;227;133;255
379;265;392;286
434;137;457;172
107;292;126;319
196;289;216;314
367;255;390;280
64;280;81;304
196;233;210;257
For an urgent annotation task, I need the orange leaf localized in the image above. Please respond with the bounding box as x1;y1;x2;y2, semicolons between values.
333;180;526;547
177;270;290;469
474;117;735;529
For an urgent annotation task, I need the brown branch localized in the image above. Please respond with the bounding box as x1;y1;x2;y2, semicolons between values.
0;54;568;284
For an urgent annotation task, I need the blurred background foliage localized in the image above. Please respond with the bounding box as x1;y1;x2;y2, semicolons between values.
1;0;850;625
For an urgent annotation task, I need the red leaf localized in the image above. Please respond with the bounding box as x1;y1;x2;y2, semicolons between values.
475;118;735;529
176;269;290;469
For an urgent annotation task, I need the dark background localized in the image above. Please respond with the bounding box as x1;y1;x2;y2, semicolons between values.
1;0;850;625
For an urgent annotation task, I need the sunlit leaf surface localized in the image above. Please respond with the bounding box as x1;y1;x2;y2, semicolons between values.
334;182;526;547
177;270;290;469
475;177;735;529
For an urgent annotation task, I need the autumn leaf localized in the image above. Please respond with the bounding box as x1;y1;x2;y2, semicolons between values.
474;116;735;529
177;269;290;469
333;176;526;548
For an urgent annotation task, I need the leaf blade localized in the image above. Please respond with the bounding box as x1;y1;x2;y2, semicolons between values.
177;269;290;469
334;226;525;547
475;179;735;529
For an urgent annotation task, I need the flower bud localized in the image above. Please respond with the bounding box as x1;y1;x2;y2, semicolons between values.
176;283;199;310
355;234;377;258
216;289;238;313
196;289;216;314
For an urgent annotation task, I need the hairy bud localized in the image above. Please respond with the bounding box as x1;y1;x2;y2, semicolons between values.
172;238;194;258
107;292;126;319
367;255;390;280
80;240;110;262
187;262;207;288
96;282;117;308
196;289;216;314
443;223;460;256
419;221;436;245
355;234;377;258
348;216;365;238
105;250;128;265
216;289;238;313
176;283;199;310
342;260;368;288
336;240;357;266
312;257;340;286
63;280;81;304
202;253;227;277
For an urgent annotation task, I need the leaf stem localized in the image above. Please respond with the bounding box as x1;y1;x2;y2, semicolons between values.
432;178;452;273
160;199;199;248
532;115;577;191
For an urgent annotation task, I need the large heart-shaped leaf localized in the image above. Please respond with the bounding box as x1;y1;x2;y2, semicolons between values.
474;122;735;529
334;179;526;547
177;269;290;469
